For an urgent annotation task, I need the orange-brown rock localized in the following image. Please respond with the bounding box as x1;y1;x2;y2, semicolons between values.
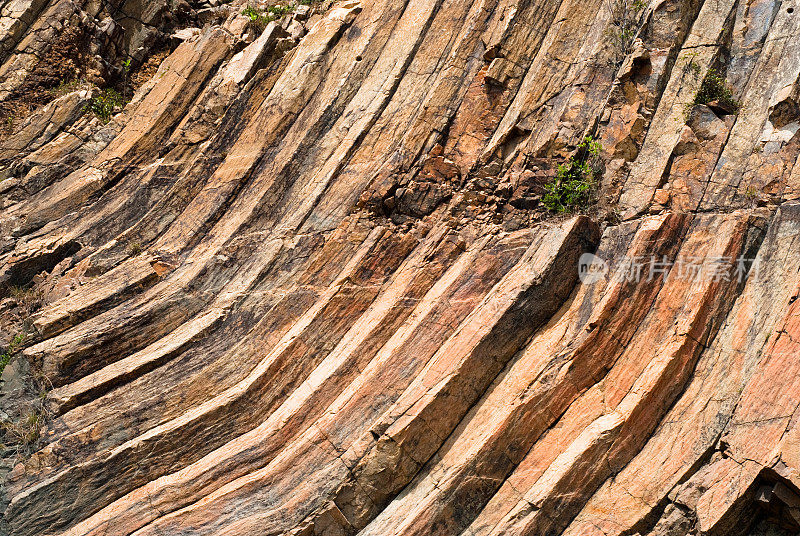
2;1;800;536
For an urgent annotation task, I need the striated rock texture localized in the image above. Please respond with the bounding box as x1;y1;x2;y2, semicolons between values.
2;0;800;535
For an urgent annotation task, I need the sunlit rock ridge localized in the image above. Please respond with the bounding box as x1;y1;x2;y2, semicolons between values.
1;0;800;535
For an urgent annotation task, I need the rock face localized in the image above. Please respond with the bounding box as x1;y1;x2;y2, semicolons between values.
2;0;800;535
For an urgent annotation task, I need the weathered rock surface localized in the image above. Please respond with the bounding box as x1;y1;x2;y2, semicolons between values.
2;0;800;535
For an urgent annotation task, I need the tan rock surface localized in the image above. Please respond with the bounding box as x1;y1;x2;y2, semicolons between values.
1;1;800;535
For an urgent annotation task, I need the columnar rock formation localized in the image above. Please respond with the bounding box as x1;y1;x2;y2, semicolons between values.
1;0;800;535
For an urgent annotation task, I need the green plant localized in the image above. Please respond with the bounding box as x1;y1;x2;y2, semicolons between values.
127;241;143;255
2;411;42;445
266;3;294;17
89;88;127;122
0;333;25;377
243;4;264;21
242;1;315;29
242;4;286;29
683;52;701;76
543;136;603;213
122;58;132;98
1;406;47;459
243;5;270;30
683;101;694;123
694;68;739;112
606;0;648;61
48;79;83;98
0;330;53;460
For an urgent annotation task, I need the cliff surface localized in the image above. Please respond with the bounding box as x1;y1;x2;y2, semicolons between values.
1;0;800;535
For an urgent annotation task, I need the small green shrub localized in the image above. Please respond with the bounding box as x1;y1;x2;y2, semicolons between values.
606;0;648;60
242;3;291;29
743;186;758;205
243;4;267;25
267;3;294;17
683;52;701;76
694;68;739;112
543;136;603;213
127;241;143;255
121;58;133;98
243;1;321;29
0;333;25;377
89;88;127;122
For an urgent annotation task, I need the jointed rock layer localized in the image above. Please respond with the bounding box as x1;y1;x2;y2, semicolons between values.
2;0;800;535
